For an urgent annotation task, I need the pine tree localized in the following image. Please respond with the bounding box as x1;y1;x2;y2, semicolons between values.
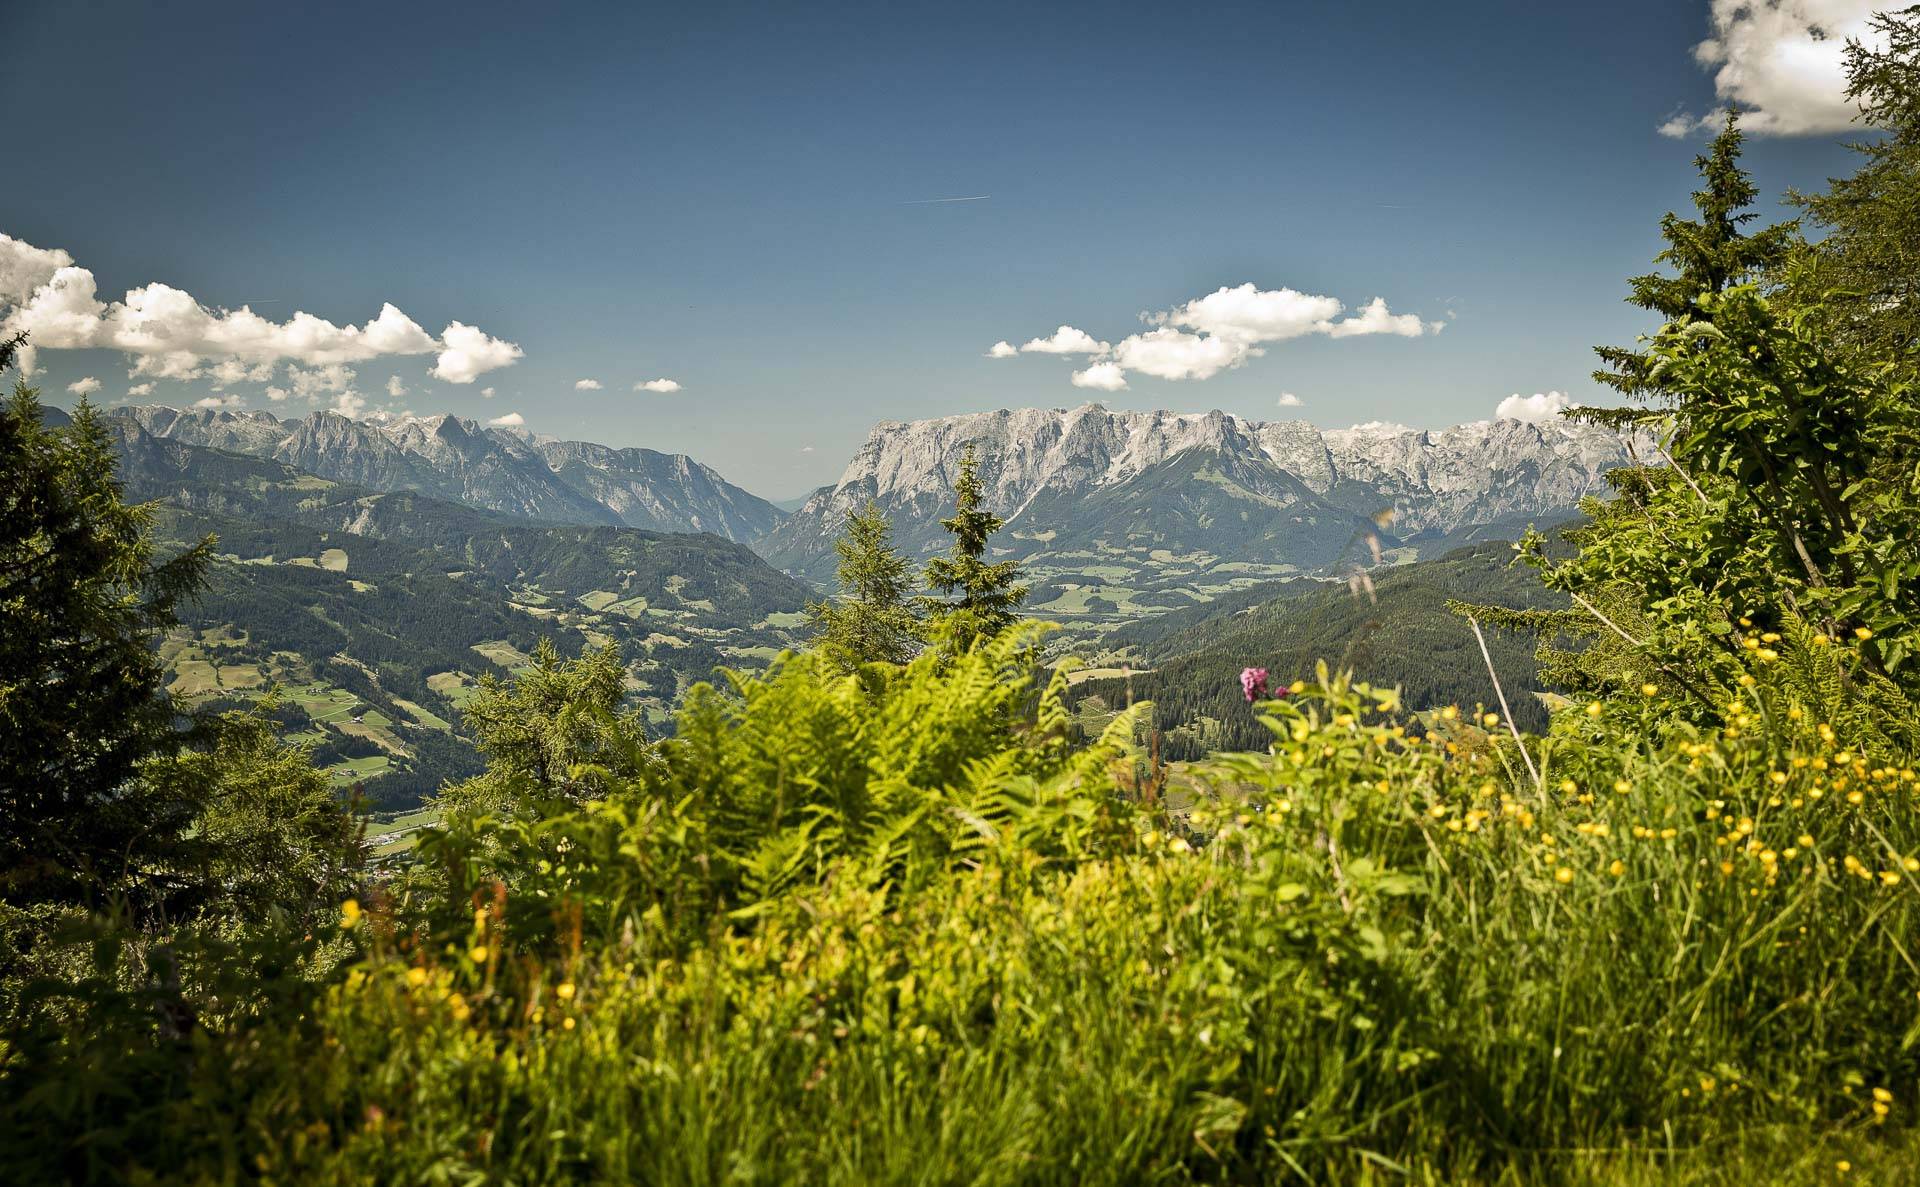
1584;109;1798;425
808;501;922;666
923;442;1026;651
0;356;215;911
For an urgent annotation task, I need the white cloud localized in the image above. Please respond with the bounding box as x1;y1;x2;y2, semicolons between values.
386;375;407;398
330;391;367;418
1494;390;1578;422
0;231;523;385
1165;284;1343;344
1110;327;1249;381
1324;296;1431;339
128;382;154;398
1019;325;1110;355
801;445;816;453
193;394;241;410
1662;1;1884;137
67;376;101;396
488;411;525;427
208;358;276;388
1276;391;1303;407
635;378;681;393
431;321;523;384
986;340;1018;359
480;386;495;399
1070;361;1130;391
289;363;356;400
574;378;603;391
1018;282;1437;388
264;385;290;402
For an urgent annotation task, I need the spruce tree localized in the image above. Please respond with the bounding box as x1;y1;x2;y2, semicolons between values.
1584;109;1797;425
0;351;215;911
924;442;1026;650
808;501;922;666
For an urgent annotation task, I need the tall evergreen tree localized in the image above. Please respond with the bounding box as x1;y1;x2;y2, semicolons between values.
1584;109;1798;425
0;353;215;910
808;501;922;666
923;442;1026;651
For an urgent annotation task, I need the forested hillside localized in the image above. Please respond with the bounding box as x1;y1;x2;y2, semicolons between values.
117;427;813;807
1069;541;1563;756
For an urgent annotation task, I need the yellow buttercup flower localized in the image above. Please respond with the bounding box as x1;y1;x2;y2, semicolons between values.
1554;867;1574;884
1641;683;1659;697
339;899;362;930
1855;626;1874;641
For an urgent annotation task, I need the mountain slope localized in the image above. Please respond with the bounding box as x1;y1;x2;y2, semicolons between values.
112;423;814;809
110;405;784;541
1066;541;1565;759
760;403;1630;636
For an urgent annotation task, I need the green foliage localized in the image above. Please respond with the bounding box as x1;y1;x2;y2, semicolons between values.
14;652;1920;1182
807;501;923;667
923;442;1028;650
144;704;368;929
0;380;212;911
1087;542;1560;758
436;640;657;821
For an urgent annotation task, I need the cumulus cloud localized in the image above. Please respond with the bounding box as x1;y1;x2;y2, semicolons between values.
289;364;356;400
1324;296;1431;339
488;411;526;427
1019;325;1110;355
1494;391;1578;422
480;386;495;399
128;382;154;398
986;340;1018;359
1003;282;1438;389
574;378;603;391
801;445;816;453
207;358;276;388
330;391;367;419
67;376;101;396
0;231;523;385
431;321;523;384
264;386;290;402
1070;361;1130;391
193;394;241;410
386;375;408;398
1276;391;1303;408
1661;1;1884;137
635;378;681;393
1165;285;1343;344
1110;327;1248;381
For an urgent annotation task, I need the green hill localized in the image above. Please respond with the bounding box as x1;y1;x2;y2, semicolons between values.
116;428;815;808
1068;541;1564;758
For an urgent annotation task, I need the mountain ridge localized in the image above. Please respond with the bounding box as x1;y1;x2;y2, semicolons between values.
108;405;786;542
759;403;1635;595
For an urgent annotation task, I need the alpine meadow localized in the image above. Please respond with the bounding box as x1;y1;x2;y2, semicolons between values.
8;3;1920;1184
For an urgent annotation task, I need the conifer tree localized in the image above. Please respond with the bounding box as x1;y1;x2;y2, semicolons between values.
1584;110;1798;425
0;347;216;911
808;501;922;666
924;442;1026;650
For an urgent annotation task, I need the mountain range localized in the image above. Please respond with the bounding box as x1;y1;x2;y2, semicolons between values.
110;405;785;541
760;404;1633;627
108;401;1633;636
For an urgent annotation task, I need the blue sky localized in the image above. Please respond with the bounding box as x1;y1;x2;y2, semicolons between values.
0;0;1881;497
